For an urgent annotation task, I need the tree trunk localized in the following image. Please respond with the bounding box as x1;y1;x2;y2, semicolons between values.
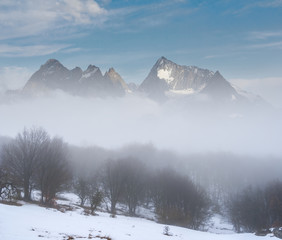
111;200;116;214
23;179;30;201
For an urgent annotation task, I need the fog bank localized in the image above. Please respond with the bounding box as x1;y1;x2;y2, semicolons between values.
0;91;281;157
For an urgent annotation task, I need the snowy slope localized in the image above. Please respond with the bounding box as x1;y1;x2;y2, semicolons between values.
0;198;277;240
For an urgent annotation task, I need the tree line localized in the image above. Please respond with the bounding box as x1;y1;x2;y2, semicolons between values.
228;181;282;232
1;128;281;232
0;127;209;230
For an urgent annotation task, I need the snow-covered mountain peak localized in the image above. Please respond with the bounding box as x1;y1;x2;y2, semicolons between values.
139;57;248;102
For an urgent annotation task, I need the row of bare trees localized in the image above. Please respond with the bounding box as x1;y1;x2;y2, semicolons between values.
228;181;282;232
72;157;210;229
0;127;70;205
0;127;210;229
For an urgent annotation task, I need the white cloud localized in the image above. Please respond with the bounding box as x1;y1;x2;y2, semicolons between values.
230;77;282;108
257;0;282;7
232;0;282;14
0;0;190;40
249;41;282;49
249;31;282;40
0;66;32;93
0;44;72;57
62;0;107;24
0;0;107;40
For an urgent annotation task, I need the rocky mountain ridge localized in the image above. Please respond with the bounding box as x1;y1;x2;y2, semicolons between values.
139;56;243;102
23;59;129;97
21;57;263;105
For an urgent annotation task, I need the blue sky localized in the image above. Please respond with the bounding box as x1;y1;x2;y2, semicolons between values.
0;0;282;104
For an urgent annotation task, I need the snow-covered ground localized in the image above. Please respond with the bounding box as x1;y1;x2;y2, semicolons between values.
0;193;277;240
207;214;235;234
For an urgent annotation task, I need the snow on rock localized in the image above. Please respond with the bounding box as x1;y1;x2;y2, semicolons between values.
157;69;174;84
167;89;195;96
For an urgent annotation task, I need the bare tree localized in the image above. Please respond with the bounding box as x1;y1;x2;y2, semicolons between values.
35;137;70;205
121;159;147;216
73;177;89;207
265;181;282;227
102;159;127;215
228;186;269;232
152;169;210;229
88;188;103;215
1;127;49;201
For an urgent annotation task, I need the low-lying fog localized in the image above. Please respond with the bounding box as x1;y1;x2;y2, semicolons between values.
1;90;281;157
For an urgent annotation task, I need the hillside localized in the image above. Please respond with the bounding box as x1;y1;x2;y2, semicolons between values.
0;193;276;240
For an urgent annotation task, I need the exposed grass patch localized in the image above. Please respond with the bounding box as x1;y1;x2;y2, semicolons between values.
0;200;22;206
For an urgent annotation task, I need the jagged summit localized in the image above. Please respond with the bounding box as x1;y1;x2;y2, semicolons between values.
23;59;128;97
44;58;61;65
39;59;66;72
105;68;120;79
71;66;82;72
155;56;169;64
80;65;103;81
86;65;99;71
104;67;129;94
108;67;116;73
139;57;244;102
20;57;264;105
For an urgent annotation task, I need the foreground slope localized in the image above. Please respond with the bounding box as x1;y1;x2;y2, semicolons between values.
0;200;276;240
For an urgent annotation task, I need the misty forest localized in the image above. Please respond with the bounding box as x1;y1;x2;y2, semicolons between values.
1;1;282;240
1;124;282;236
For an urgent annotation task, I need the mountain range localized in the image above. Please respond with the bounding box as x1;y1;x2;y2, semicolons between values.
23;59;128;97
20;57;262;105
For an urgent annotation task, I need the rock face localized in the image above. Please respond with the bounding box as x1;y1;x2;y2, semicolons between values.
23;59;129;97
104;68;129;96
139;57;244;102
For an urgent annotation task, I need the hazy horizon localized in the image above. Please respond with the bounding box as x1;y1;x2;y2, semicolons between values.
1;90;281;158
